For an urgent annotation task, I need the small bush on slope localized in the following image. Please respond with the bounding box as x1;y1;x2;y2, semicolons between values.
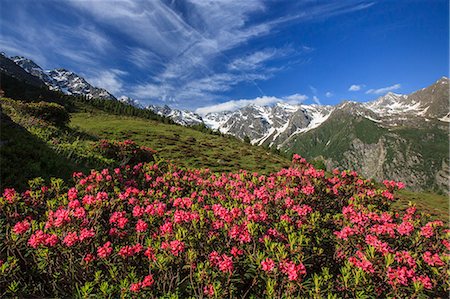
93;139;156;166
0;156;448;298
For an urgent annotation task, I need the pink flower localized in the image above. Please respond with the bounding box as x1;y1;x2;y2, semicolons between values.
28;230;46;248
141;274;154;288
63;232;79;247
13;220;31;234
130;283;141;293
54;209;71;227
67;188;78;200
301;185;315;195
365;235;392;255
395;251;416;268
161;240;185;256
72;207;86;219
3;188;17;203
45;234;58;247
261;258;275;272
334;226;354;240
97;241;113;258
413;275;433;289
218;254;234;274
79;228;95;241
279;260;306;281
420;225;434;238
348;251;375;274
144;247;156;261
387;266;415;286
203;284;214;297
133;205;144;217
209;251;220;266
84;253;95;263
292;204;313;216
159;221;173;235
397;221;414;236
68;199;80;209
230;247;243;257
116;217;128;229
422;251;444;266
82;195;95;205
136;219;148;232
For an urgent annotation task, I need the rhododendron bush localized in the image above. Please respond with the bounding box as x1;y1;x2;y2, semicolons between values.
0;155;448;298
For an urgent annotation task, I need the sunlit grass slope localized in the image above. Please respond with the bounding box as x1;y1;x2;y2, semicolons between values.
70;111;290;173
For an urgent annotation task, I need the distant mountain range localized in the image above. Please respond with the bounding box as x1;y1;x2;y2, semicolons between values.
1;52;448;192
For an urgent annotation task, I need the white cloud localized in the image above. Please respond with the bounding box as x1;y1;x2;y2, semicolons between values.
348;84;364;91
195;92;308;115
128;47;164;69
312;95;321;105
283;93;308;103
227;47;293;71
366;83;401;95
325;91;333;97
86;69;127;95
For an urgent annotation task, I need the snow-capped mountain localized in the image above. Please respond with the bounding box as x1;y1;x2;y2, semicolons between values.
118;96;141;108
147;105;204;126
11;56;116;100
202;103;334;147
149;77;449;154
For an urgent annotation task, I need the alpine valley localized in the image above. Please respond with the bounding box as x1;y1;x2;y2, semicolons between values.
2;53;449;193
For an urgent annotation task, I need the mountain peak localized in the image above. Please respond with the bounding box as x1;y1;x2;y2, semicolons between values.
436;76;449;84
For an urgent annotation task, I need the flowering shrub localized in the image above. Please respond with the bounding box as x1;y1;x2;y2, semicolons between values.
94;139;156;166
0;155;448;298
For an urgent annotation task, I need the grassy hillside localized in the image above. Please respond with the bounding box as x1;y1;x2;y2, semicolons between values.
70;111;289;173
0;97;289;190
395;190;449;221
1;97;447;221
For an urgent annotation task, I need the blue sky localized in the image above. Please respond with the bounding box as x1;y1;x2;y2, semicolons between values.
1;0;448;113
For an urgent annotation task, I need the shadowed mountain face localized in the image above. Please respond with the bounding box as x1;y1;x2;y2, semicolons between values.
0;54;46;88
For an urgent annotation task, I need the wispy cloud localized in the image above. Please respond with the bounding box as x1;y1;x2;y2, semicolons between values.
366;83;401;94
86;69;127;95
283;93;308;103
348;84;365;91
1;0;376;108
195;93;308;115
312;96;322;105
227;47;293;71
325;91;333;97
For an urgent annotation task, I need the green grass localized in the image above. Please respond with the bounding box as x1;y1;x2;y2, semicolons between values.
0;111;85;190
70;111;290;174
394;190;449;221
286;114;385;162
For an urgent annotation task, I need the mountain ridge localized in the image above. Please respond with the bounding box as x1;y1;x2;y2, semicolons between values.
9;55;116;100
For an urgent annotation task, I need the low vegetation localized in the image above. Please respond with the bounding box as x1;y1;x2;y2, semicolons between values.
0;156;448;298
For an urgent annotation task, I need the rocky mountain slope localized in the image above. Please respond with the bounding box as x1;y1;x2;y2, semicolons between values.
10;55;116;100
285;77;449;192
0;53;45;88
147;105;204;126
